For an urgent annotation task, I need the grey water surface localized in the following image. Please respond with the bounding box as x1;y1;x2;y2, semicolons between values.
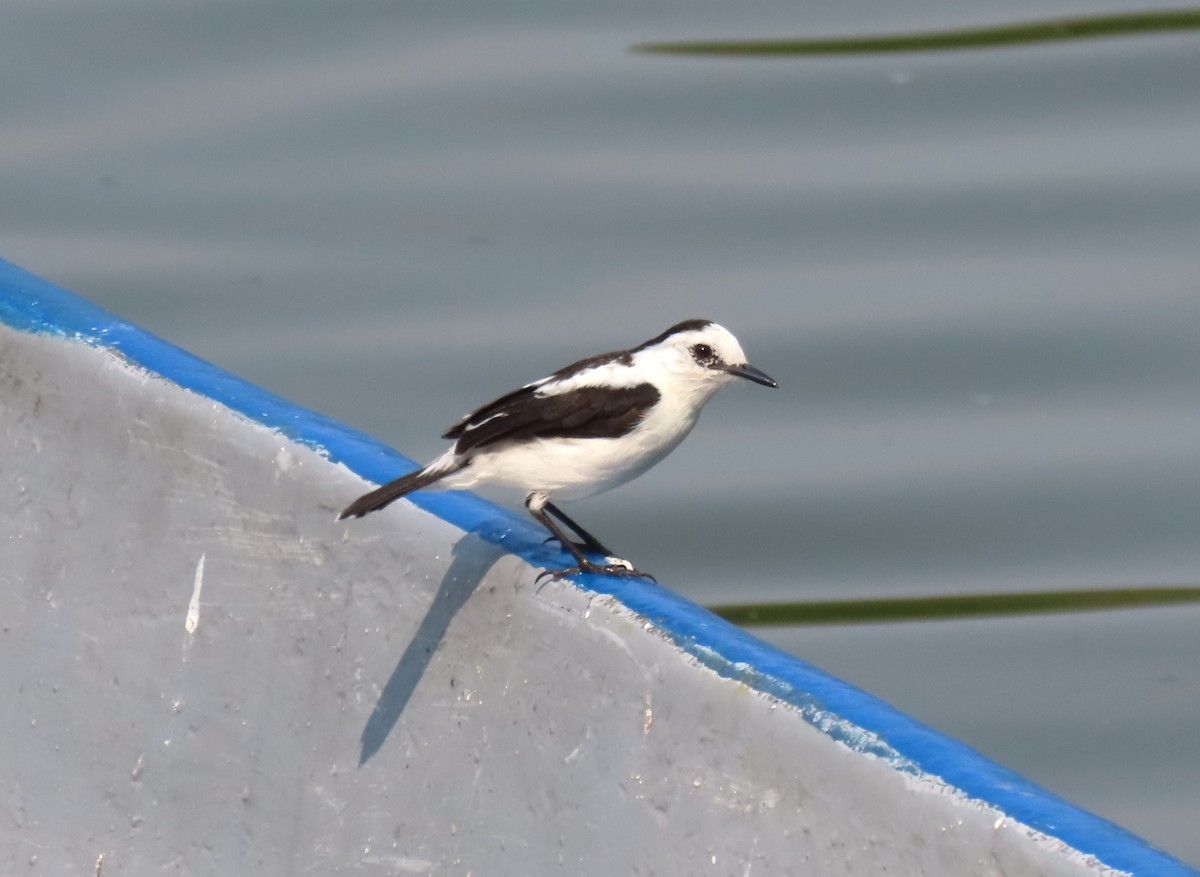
2;0;1198;866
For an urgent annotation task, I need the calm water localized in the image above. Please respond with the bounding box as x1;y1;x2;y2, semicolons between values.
3;0;1199;865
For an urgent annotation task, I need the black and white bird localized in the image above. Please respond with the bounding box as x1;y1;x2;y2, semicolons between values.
339;319;776;581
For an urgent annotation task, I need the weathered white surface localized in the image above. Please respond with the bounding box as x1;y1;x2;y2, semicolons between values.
0;324;1131;875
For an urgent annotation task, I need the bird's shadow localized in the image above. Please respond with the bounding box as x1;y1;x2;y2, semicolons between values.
358;533;506;766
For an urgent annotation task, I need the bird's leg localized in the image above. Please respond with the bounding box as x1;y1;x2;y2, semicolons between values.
542;502;614;557
525;494;654;583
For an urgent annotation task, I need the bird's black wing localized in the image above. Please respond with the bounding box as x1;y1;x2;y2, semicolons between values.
443;382;661;455
442;382;540;441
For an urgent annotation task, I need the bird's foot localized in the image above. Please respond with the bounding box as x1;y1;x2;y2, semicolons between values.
536;556;656;584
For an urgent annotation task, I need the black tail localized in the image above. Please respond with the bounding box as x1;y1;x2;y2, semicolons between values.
338;460;463;520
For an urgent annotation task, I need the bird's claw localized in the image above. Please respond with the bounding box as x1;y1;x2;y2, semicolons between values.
536;560;656;584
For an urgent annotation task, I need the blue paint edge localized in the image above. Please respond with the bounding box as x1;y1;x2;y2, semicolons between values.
1;255;1194;877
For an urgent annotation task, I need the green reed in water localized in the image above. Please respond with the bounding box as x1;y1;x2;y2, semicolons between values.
634;9;1200;56
709;586;1200;626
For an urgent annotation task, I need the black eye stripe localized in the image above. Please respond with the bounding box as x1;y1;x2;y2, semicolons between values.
690;343;716;365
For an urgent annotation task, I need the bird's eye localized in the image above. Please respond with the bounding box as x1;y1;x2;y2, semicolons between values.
690;343;716;365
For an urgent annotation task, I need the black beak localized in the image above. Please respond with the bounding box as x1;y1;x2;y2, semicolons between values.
722;363;778;388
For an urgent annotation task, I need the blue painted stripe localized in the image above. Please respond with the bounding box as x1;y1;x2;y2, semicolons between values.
2;255;1194;877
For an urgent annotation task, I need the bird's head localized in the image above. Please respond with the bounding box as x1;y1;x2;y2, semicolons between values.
636;319;777;399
